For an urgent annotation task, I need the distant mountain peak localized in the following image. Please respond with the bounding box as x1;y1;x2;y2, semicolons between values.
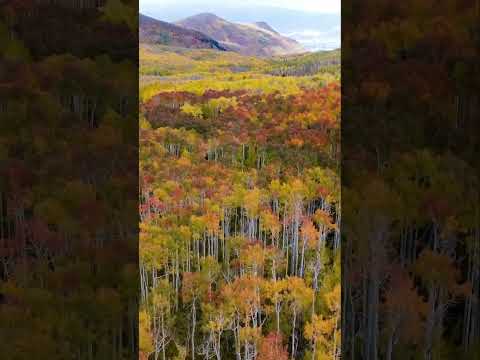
177;13;228;28
176;13;305;57
189;12;223;20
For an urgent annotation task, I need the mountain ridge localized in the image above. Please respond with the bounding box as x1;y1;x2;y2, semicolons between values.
175;13;305;57
253;21;279;35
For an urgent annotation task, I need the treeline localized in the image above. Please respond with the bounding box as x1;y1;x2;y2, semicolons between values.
139;84;341;359
267;51;340;77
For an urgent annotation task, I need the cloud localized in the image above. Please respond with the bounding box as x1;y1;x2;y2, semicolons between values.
255;0;340;13
140;0;340;14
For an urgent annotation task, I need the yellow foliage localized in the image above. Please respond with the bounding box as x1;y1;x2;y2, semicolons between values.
139;310;154;357
181;102;203;118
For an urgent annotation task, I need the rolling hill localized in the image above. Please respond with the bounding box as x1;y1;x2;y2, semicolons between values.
176;13;305;57
139;13;226;50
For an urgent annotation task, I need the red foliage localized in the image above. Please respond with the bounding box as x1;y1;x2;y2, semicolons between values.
257;332;289;360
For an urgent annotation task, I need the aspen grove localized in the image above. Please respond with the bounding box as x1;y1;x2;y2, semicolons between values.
139;46;341;360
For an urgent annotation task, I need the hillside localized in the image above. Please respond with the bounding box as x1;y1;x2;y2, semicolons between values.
139;36;340;359
176;13;305;57
139;13;226;50
139;45;340;100
268;49;341;76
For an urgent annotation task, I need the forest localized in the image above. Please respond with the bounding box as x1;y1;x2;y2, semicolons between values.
2;2;478;360
0;1;138;358
342;1;480;359
139;44;341;360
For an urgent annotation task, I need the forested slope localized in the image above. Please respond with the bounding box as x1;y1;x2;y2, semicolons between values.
342;1;480;359
268;50;340;77
0;1;138;358
139;45;341;360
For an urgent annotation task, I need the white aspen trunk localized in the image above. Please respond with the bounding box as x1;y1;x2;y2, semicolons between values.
291;308;297;360
191;300;196;360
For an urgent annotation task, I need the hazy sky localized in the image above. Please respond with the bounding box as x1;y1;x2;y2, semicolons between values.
140;0;340;14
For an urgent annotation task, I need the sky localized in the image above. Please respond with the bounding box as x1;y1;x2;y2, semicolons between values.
140;0;340;14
